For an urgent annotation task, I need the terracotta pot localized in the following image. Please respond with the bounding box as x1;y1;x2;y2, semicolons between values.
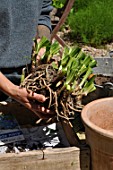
81;97;113;170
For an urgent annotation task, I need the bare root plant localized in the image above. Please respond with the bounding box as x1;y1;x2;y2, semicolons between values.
20;37;97;127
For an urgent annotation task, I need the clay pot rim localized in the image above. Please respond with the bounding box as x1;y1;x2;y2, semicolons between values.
81;97;113;139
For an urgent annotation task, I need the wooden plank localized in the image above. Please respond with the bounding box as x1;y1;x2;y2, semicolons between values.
60;119;81;147
93;57;113;76
51;0;75;40
0;146;90;170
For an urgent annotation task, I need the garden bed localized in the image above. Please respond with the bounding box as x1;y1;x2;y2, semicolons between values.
0;102;90;170
0;61;113;169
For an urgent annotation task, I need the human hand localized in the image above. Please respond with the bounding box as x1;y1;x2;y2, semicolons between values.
0;72;55;119
11;85;55;119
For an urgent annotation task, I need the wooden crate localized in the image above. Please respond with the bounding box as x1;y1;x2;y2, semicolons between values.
0;102;90;170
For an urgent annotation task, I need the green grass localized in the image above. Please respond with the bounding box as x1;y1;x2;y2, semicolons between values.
67;0;113;47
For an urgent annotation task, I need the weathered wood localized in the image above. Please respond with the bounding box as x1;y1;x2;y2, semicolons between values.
0;146;90;170
60;119;81;147
51;0;75;40
51;0;75;47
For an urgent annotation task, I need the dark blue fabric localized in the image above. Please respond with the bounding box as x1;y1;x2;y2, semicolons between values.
0;71;21;101
38;0;53;30
0;0;53;69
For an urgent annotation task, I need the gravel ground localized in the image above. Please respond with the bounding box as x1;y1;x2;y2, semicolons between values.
57;29;113;58
82;44;113;58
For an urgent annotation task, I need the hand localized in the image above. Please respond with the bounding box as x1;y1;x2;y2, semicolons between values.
12;86;55;119
0;72;55;119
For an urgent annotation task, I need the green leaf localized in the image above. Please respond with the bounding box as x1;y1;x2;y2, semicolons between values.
52;0;66;8
79;67;93;89
52;62;58;69
47;41;60;62
35;36;50;54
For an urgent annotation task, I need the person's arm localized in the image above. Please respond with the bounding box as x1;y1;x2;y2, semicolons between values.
0;72;54;119
37;0;53;40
